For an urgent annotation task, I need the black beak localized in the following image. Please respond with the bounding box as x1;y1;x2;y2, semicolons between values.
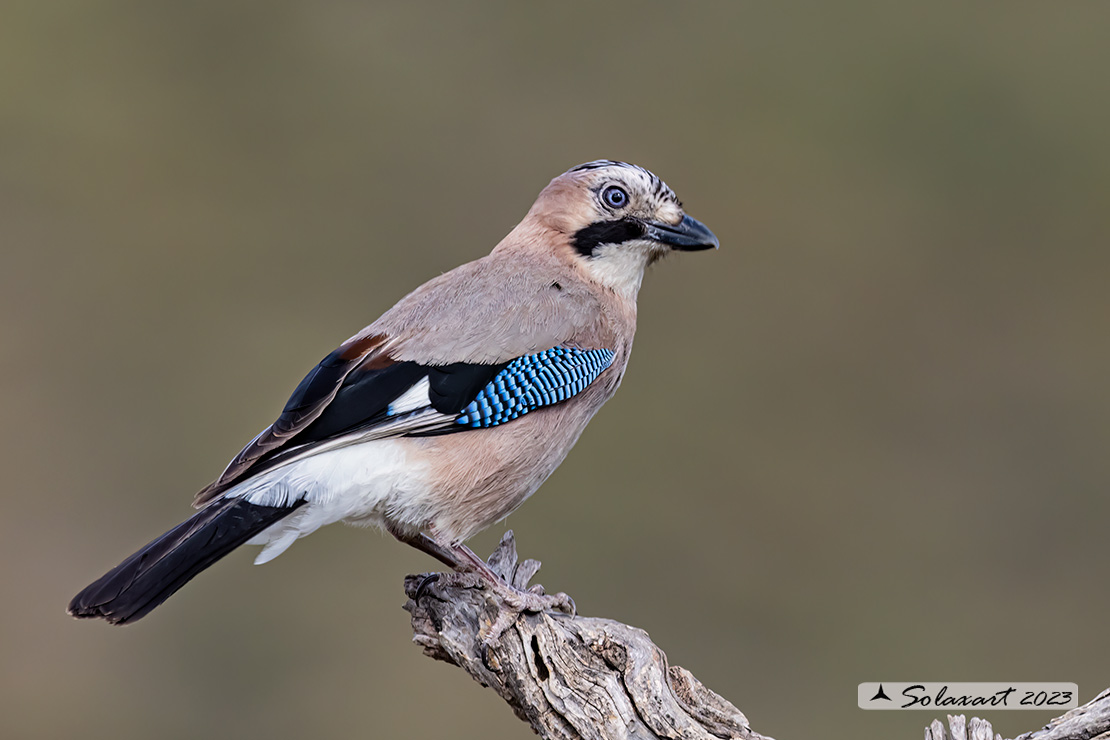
642;214;719;251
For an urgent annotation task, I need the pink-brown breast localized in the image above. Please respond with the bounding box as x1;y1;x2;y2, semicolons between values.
367;222;642;543
400;347;629;544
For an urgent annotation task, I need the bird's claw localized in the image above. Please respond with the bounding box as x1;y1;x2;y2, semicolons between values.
408;532;577;650
412;573;440;603
476;582;577;647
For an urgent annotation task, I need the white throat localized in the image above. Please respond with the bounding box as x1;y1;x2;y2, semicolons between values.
584;240;662;300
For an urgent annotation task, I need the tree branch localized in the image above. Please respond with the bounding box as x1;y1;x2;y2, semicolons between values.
404;531;1110;740
404;531;772;740
924;688;1110;740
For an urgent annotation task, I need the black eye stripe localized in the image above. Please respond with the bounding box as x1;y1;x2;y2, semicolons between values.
572;218;646;257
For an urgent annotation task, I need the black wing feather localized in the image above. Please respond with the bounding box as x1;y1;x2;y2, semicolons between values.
195;335;514;505
296;361;428;443
427;361;510;413
195;333;390;505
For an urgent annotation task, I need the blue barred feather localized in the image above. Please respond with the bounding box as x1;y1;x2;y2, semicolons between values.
456;347;615;428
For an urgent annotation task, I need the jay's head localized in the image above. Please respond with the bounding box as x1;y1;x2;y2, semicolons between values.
522;160;719;296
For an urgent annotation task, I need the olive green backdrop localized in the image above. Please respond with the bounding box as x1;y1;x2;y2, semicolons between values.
3;3;1108;739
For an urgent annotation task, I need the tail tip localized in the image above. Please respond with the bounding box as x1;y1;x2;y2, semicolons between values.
68;588;131;625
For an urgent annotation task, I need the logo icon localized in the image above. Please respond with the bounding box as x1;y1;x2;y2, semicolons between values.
870;684;892;702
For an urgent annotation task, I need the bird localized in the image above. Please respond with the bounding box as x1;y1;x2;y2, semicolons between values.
68;160;719;627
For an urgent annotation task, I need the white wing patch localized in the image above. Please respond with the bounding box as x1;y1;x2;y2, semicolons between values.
387;376;431;416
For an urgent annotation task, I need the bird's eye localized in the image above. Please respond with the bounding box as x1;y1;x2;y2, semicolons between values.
601;186;628;209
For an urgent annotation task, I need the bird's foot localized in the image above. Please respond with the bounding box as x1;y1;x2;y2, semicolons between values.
480;581;575;648
412;531;575;646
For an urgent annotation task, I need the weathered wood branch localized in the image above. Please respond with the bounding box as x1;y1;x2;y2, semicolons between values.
924;688;1110;740
404;531;1110;740
404;531;772;740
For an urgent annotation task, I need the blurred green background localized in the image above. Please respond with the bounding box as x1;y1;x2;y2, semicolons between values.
3;2;1108;739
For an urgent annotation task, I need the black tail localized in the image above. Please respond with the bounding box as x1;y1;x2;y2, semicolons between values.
68;498;301;625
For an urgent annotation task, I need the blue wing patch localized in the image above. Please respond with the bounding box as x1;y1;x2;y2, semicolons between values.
456;347;615;428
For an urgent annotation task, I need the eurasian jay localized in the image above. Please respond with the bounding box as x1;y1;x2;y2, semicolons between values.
68;160;719;626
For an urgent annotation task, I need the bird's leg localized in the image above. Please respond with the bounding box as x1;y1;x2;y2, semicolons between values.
447;539;576;645
448;540;576;642
388;525;481;604
398;527;575;645
386;524;463;569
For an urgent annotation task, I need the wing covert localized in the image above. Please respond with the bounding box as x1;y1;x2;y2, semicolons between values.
195;343;615;506
452;347;615;429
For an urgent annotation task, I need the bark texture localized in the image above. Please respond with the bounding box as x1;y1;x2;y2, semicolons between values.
404;531;1110;740
404;531;772;740
924;688;1110;740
